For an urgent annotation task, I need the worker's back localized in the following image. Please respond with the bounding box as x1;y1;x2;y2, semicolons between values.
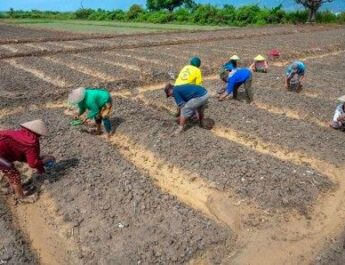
175;65;203;86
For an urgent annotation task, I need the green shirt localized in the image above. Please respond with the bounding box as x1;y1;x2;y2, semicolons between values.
78;89;111;119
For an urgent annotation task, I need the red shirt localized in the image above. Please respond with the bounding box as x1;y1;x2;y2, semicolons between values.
0;128;44;173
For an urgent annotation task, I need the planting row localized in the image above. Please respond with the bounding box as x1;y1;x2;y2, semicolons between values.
0;199;38;265
112;96;333;213
1;25;344;60
0;108;229;264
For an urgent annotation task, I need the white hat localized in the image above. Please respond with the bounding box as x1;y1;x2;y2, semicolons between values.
230;55;240;61
21;119;48;136
68;87;86;104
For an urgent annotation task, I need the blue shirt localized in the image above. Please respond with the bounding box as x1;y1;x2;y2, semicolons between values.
173;85;207;107
226;68;252;94
286;61;305;76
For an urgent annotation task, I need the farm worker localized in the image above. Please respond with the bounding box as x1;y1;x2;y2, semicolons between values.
250;55;268;73
228;54;240;69
220;55;239;78
175;57;203;86
68;87;113;138
329;97;345;130
285;61;305;90
164;83;209;135
218;66;254;103
0;120;55;203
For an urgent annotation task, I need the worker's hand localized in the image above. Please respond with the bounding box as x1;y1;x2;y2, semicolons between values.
82;118;91;125
338;114;345;122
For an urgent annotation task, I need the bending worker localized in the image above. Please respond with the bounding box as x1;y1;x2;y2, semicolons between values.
330;97;345;130
285;61;305;90
218;65;253;103
164;83;209;135
175;57;203;86
68;87;113;138
221;55;239;78
0;120;55;203
250;55;268;73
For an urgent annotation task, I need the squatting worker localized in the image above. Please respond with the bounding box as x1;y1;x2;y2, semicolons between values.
330;97;345;130
285;61;305;90
218;65;254;103
175;57;203;86
0;120;55;203
68;87;113;138
164;83;209;135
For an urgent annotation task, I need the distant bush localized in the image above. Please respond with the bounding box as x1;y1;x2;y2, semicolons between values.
127;4;145;20
75;8;93;19
316;10;338;23
3;6;345;25
108;9;126;21
146;10;173;23
336;12;345;23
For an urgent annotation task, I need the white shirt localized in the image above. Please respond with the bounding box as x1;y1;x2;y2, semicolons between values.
333;103;345;122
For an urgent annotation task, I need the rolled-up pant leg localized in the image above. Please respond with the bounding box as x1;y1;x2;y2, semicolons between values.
0;166;21;186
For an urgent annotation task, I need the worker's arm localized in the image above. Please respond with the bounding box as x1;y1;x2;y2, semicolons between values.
218;78;235;101
299;74;305;83
86;102;100;120
337;114;345;122
195;69;203;85
25;147;45;174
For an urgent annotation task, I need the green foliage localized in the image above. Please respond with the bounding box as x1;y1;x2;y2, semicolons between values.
235;5;261;25
75;8;93;19
285;10;309;23
108;9;126;21
127;4;145;20
2;6;345;25
336;12;345;23
146;10;174;23
316;10;337;23
147;0;194;12
173;7;191;22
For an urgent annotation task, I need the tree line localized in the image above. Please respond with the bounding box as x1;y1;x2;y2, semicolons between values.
2;2;344;26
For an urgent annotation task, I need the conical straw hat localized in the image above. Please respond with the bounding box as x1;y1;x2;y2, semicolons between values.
68;87;86;104
254;54;265;61
230;55;240;60
337;95;345;103
21;119;48;136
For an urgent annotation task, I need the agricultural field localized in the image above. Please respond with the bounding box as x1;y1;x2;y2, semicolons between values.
0;21;345;265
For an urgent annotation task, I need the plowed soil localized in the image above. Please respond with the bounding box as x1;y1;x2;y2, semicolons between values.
1;23;345;265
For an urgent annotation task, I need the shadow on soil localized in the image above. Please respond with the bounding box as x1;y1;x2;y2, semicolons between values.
111;117;125;133
45;158;80;183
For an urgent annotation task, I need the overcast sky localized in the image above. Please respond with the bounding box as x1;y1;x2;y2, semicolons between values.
0;0;344;12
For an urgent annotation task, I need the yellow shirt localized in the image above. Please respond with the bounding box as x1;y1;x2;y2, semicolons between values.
175;65;203;86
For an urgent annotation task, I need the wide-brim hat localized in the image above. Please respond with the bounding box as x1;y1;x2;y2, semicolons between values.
254;54;265;61
68;87;86;104
230;55;240;61
21;119;48;136
337;95;345;103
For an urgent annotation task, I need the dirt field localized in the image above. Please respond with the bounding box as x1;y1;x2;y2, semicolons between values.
1;23;345;265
